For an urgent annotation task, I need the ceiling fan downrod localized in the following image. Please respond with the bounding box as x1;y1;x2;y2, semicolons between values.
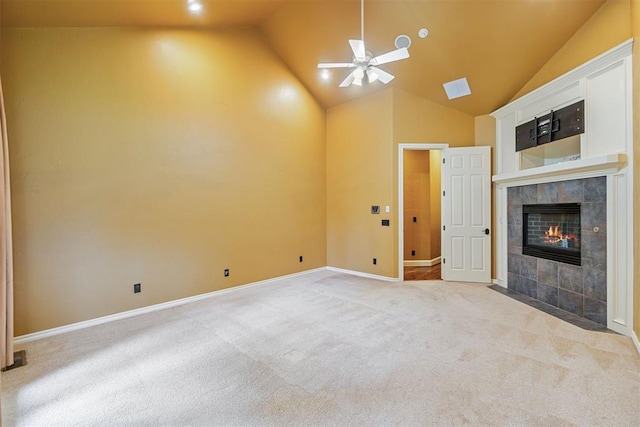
360;0;364;42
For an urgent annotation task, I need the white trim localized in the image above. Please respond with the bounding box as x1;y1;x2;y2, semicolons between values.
14;267;327;345
494;185;508;289
607;174;621;333
491;39;633;119
492;153;626;186
326;266;400;282
403;257;441;267
632;331;640;357
397;143;448;281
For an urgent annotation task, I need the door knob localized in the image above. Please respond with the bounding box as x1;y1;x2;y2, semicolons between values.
484;228;490;235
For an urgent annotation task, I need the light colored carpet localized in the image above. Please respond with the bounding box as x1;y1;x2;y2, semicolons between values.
2;270;639;426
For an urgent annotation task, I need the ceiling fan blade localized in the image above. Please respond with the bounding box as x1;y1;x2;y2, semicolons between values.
339;71;356;87
317;62;356;69
349;39;367;61
370;47;409;66
368;66;395;84
366;68;378;83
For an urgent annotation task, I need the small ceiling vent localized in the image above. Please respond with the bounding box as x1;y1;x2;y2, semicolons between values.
443;77;471;100
395;35;411;49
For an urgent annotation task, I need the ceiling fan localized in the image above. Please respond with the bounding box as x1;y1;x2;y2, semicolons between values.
317;0;410;87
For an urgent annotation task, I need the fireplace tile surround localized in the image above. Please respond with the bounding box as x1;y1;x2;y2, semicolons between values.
507;177;607;325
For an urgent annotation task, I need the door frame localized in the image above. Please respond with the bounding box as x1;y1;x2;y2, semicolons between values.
397;143;449;281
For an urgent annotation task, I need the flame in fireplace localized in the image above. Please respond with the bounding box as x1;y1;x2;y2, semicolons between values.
543;225;577;245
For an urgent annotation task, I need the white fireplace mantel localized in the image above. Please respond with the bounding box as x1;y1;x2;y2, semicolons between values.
492;153;627;187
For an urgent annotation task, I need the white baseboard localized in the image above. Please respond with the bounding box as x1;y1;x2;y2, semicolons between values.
14;265;637;352
403;257;441;267
326;266;401;282
14;267;327;345
633;330;640;356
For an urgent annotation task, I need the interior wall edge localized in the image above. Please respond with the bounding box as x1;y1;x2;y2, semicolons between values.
633;330;640;356
326;266;400;283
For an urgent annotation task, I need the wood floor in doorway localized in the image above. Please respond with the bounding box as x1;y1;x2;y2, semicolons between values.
404;264;441;281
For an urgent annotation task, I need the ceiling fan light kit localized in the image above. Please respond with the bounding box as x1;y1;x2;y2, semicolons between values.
317;0;410;88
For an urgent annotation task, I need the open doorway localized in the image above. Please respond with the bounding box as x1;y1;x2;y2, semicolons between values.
398;144;448;281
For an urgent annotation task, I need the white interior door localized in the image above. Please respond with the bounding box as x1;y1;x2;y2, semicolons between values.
441;146;491;282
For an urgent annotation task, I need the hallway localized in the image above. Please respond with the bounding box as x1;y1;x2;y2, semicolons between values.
403;264;441;281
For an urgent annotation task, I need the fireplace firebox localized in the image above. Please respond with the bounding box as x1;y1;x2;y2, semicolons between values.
522;203;581;266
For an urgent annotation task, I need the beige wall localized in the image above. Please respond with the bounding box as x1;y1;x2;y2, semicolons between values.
403;150;432;260
429;150;441;258
392;90;476;147
513;0;632;100
326;89;395;277
474;115;497;154
2;27;327;335
326;88;474;278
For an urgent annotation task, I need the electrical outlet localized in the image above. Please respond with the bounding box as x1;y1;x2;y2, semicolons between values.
224;269;229;277
411;250;416;256
373;258;377;265
299;255;303;262
133;283;141;293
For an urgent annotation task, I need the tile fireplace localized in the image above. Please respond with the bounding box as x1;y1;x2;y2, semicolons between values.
507;177;606;325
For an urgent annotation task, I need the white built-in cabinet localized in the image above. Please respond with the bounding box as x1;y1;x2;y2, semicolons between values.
491;39;633;336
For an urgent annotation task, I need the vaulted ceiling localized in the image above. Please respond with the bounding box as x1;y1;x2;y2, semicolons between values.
1;0;606;116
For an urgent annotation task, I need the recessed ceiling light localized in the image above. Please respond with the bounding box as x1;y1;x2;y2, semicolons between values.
187;1;203;14
321;69;330;80
443;77;471;100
